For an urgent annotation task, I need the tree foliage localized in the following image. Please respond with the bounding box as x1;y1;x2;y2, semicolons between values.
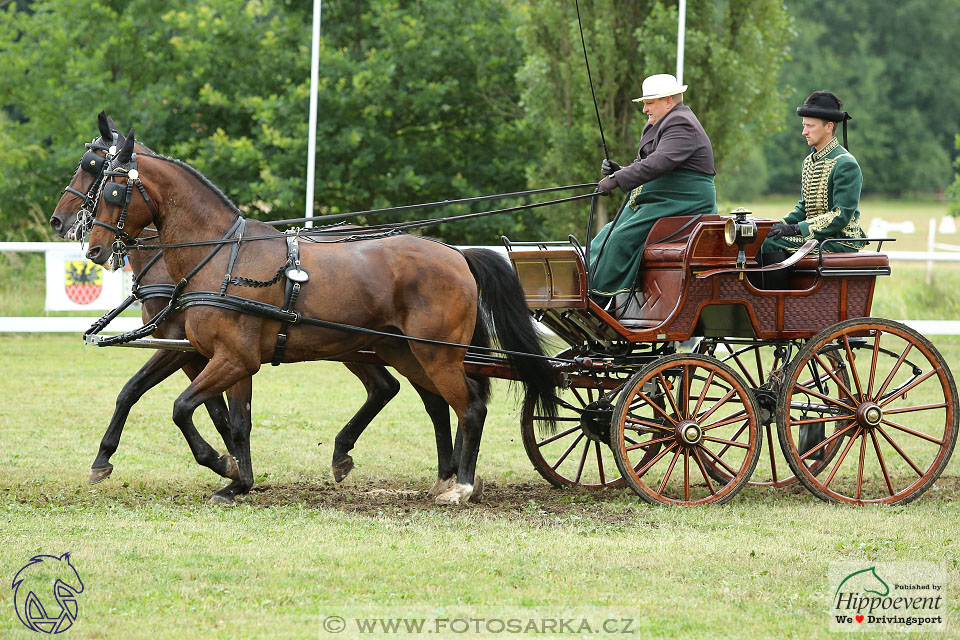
764;0;960;197
515;0;792;237
0;0;537;243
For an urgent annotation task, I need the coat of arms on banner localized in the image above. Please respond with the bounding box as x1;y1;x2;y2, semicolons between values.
64;260;103;305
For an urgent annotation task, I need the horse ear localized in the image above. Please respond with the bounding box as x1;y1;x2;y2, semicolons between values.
97;111;113;142
117;129;135;162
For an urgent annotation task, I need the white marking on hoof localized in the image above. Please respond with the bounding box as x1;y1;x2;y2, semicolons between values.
435;483;473;506
428;476;456;496
468;476;484;503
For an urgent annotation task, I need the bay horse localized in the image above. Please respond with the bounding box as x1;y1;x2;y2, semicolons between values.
51;113;473;501
79;123;557;505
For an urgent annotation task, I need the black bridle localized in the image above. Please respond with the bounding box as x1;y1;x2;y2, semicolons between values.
88;151;160;268
60;134;119;240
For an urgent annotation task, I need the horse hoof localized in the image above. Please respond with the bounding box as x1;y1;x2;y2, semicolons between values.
435;483;473;506
208;493;235;506
332;455;354;483
220;455;240;480
88;466;114;485
468;476;484;503
428;476;456;496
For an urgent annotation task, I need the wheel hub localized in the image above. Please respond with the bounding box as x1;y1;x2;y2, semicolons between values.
857;402;883;427
580;399;613;443
676;420;703;445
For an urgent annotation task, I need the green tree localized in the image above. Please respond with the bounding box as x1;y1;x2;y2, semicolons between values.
515;0;792;239
949;134;960;217
0;0;537;243
764;0;959;198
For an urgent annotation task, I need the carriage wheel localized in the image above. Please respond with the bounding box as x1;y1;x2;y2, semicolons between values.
778;318;958;505
698;339;845;488
610;354;761;505
520;365;630;489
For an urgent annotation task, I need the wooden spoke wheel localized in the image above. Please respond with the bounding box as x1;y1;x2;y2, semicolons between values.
698;339;845;488
777;318;958;505
520;363;632;489
610;354;762;505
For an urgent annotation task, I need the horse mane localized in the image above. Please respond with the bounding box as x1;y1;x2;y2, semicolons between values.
140;152;243;216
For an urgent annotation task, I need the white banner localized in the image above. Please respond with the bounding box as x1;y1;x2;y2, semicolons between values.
44;248;133;311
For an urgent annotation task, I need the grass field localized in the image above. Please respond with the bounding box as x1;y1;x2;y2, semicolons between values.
2;331;960;639
2;200;959;638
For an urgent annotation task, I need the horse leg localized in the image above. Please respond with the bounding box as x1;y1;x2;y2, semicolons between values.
181;358;236;458
410;383;457;496
90;349;196;484
210;376;254;504
331;364;400;482
407;346;487;507
171;357;252;487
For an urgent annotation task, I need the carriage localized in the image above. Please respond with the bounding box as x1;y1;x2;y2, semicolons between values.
499;211;957;506
62;116;957;507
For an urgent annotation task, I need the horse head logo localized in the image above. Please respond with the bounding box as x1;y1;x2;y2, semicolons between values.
11;553;85;634
835;566;890;598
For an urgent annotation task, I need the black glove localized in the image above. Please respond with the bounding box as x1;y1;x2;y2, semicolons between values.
597;175;618;195
766;223;801;240
601;158;622;176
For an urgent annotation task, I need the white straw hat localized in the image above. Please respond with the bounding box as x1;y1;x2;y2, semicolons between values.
632;73;688;102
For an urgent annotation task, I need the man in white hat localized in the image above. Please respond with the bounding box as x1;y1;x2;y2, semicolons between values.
590;73;717;300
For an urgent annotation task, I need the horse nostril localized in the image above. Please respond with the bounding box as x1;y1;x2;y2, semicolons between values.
85;246;101;261
50;216;61;230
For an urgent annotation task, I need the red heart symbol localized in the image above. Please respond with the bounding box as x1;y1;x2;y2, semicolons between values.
855;615;864;623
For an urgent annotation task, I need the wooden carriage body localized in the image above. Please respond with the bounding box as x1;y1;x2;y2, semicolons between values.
508;215;890;348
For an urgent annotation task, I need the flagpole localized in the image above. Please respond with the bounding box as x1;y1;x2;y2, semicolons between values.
676;0;686;84
305;0;322;228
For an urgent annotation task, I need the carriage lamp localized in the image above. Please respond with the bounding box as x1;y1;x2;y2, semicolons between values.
724;208;758;278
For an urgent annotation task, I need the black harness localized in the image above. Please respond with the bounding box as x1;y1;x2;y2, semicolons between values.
61;135;118;239
91;153;161;267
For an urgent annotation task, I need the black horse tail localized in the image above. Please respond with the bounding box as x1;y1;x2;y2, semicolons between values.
462;248;558;431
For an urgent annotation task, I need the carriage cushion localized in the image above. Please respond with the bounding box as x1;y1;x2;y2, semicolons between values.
641;242;688;264
793;251;889;270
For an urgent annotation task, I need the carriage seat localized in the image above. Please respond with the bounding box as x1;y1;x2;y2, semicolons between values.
610;240;689;327
792;251;889;271
639;241;688;264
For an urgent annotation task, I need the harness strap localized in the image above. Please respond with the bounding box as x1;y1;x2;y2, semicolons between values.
220;218;247;295
132;250;166;287
271;232;308;366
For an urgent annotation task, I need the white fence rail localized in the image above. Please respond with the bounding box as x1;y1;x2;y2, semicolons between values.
3;241;960;334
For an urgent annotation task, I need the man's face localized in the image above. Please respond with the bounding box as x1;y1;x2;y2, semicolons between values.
801;117;834;150
642;97;674;125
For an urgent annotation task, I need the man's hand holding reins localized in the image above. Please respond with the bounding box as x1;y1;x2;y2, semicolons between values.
601;159;621;176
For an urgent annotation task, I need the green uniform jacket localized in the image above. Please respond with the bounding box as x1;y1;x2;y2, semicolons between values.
590;170;716;296
761;137;866;253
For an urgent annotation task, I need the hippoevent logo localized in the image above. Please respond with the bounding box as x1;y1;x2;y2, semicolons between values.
64;260;103;305
11;553;85;634
829;562;945;632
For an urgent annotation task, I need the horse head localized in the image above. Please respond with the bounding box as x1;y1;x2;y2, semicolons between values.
12;552;85;633
84;129;158;269
50;110;126;240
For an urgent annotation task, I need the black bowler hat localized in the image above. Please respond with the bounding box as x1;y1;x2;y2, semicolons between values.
797;91;852;148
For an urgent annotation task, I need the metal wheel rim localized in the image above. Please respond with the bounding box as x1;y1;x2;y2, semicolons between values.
520;351;629;489
778;318;958;505
610;353;762;505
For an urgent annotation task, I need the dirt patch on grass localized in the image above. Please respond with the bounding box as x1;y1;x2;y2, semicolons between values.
243;479;646;525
